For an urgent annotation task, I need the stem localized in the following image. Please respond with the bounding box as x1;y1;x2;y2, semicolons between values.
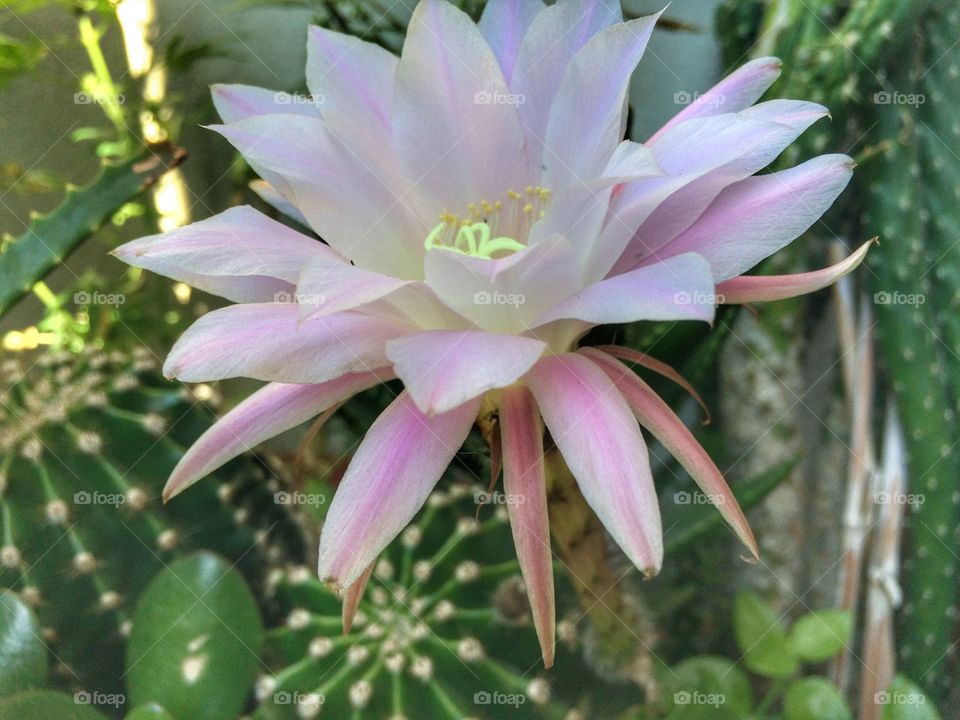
77;14;129;141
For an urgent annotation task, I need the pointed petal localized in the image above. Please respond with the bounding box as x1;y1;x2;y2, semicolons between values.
298;254;413;320
386;330;546;415
393;0;527;218
317;392;480;589
597;344;711;421
658;154;855;281
249;180;310;227
499;384;555;667
164;304;408;383
342;563;374;634
164;372;388;500
739;99;830;130
112;206;341;303
536;253;716;326
543;13;661;189
479;0;545;83
525;354;662;575
582;348;758;559
646;57;782;144
212;84;319;123
717;239;874;304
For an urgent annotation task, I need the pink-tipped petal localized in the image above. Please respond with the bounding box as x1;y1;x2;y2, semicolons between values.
342;562;375;634
717;239;875;304
582;348;758;559
499;384;555;667
646;57;783;144
164;372;389;501
317;392;480;589
386;330;546;415
163;304;410;384
525;354;662;576
112;206;340;303
479;0;546;83
212;84;319;123
543;12;661;189
658;154;855;281
298;255;413;320
597;344;711;421
536;253;716;326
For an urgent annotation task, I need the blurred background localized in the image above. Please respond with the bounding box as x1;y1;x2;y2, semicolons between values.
0;1;955;719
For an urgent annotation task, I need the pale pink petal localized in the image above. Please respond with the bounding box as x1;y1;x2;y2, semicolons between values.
543;13;661;189
424;236;583;334
479;0;545;83
655;154;855;281
499;384;554;667
211;84;320;123
597;344;711;421
582;348;758;559
317;392;480;589
512;0;622;177
646;57;782;144
525;354;662;575
392;0;528;220
211;115;426;279
163;304;410;383
740;99;829;130
717;239;874;304
297;254;413;320
305;25;397;137
386;330;546;414
342;563;374;634
112;206;340;303
536;253;716;326
249;180;310;227
164;372;389;500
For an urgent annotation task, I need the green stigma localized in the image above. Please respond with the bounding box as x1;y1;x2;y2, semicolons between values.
424;221;526;259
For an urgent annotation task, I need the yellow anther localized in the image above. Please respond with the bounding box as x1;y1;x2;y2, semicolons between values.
508;190;521;200
523;203;534;214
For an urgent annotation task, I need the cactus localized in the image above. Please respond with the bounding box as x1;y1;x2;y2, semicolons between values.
0;347;304;696
255;477;596;720
0;144;184;318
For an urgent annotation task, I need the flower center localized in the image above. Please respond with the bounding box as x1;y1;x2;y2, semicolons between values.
424;186;551;259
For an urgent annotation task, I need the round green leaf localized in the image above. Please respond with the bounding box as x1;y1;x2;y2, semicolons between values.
0;690;109;720
878;676;941;720
733;591;799;678
668;656;753;719
787;610;852;662
0;592;47;697
126;552;262;720
784;678;851;720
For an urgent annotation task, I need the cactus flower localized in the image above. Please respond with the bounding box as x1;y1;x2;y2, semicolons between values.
114;0;869;667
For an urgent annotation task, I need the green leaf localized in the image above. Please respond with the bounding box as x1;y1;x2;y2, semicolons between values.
787;610;852;662
666;656;753;719
783;678;852;720
878;676;942;720
0;143;184;318
126;552;263;720
0;592;46;697
732;591;799;678
664;459;796;555
0;691;109;720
